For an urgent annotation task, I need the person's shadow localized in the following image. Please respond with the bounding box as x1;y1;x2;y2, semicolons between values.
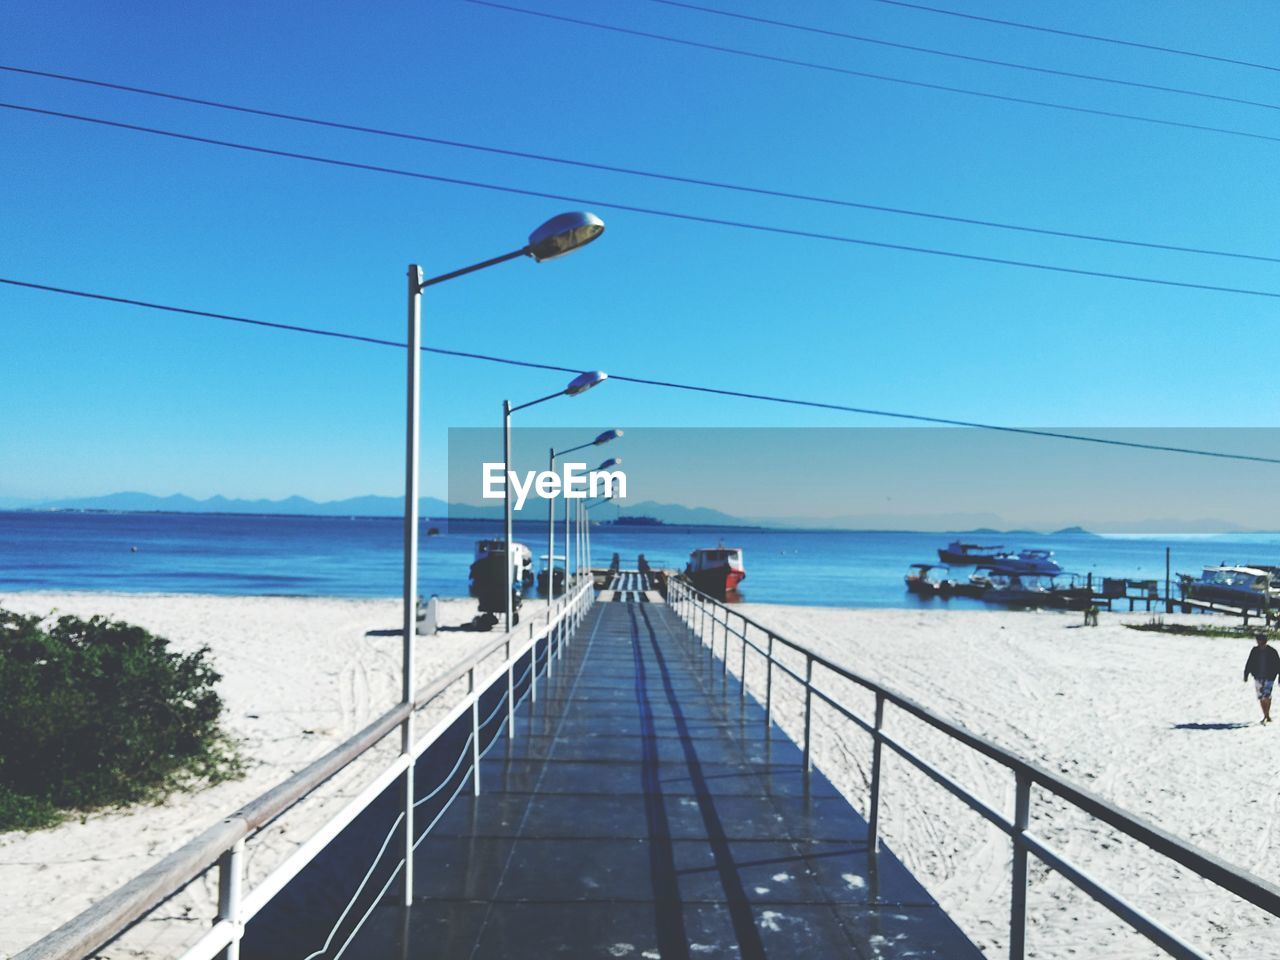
1171;721;1253;731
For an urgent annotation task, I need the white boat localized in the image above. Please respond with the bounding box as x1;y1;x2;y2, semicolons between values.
985;549;1062;576
685;547;746;598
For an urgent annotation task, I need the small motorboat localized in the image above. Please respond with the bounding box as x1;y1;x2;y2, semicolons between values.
949;571;993;599
937;541;1005;565
982;572;1091;610
685;547;746;599
905;563;956;598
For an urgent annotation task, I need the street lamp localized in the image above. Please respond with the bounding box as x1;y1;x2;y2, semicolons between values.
400;209;604;906
581;459;622;581
547;429;623;608
504;374;608;630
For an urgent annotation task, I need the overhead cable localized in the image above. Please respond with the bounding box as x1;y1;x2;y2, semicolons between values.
7;102;1280;302
4;274;1278;466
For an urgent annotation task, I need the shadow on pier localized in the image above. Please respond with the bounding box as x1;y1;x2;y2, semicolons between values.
339;597;980;959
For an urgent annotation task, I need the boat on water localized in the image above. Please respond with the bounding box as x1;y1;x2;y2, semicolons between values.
685;547;746;598
905;563;956;597
982;572;1091;611
985;549;1062;576
1178;566;1280;611
937;541;1005;565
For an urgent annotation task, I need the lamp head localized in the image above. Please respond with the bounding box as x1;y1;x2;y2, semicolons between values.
594;428;623;445
527;211;605;262
597;457;621;470
565;371;607;396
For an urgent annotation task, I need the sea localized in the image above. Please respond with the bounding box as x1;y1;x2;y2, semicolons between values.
5;510;1280;608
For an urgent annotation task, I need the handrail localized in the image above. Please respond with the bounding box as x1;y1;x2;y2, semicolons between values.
667;578;1280;959
16;577;594;960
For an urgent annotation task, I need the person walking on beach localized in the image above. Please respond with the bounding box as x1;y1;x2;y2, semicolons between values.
1243;633;1280;725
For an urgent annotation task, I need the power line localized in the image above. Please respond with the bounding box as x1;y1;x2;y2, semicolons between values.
4;64;1278;266
9;99;1280;303
866;0;1280;76
3;273;1279;467
642;0;1280;114
466;1;1280;147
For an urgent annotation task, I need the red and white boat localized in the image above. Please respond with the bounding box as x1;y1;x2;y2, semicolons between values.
685;547;746;598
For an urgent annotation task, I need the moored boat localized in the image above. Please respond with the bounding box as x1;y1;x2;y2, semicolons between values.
937;541;1005;565
982;572;1091;610
905;563;956;598
685;547;746;599
986;549;1062;576
1178;566;1280;611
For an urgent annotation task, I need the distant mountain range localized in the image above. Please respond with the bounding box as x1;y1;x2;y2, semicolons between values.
0;491;1260;534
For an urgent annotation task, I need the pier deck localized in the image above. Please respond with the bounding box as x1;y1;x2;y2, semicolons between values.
349;599;981;959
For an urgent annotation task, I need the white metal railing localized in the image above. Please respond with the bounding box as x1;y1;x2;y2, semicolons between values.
16;577;595;960
667;578;1280;960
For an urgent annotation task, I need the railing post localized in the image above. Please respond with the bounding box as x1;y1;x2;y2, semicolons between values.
471;668;481;796
765;634;774;734
531;625;538;704
721;609;729;680
546;609;554;679
802;655;814;783
1010;770;1032;960
739;616;747;702
506;638;516;737
215;837;245;960
868;692;885;852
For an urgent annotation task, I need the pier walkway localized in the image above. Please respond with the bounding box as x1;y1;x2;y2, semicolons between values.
348;597;981;959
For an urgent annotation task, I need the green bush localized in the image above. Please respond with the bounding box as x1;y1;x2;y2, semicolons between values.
0;608;242;831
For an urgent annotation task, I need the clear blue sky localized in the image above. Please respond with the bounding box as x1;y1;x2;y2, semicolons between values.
3;0;1279;511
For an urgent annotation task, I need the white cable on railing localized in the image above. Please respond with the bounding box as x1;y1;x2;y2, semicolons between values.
412;730;474;810
299;811;405;960
411;761;474;852
329;857;406;960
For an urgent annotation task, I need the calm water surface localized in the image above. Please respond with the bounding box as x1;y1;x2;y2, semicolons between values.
5;511;1280;607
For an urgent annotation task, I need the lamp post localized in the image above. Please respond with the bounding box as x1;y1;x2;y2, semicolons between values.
504;372;608;631
584;459;621;578
547;430;622;606
400;210;603;906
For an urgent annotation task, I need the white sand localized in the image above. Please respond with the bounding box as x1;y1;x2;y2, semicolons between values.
0;592;545;959
4;597;1275;959
727;604;1279;959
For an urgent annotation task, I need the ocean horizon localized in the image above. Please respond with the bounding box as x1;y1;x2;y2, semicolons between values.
6;509;1280;607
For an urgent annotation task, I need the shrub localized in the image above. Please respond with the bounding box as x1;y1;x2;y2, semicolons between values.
0;607;242;831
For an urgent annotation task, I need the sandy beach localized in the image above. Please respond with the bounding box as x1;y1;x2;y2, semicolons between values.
3;595;1276;959
0;592;547;959
732;603;1278;959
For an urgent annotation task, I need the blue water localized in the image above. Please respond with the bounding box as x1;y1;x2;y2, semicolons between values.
3;511;1280;607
